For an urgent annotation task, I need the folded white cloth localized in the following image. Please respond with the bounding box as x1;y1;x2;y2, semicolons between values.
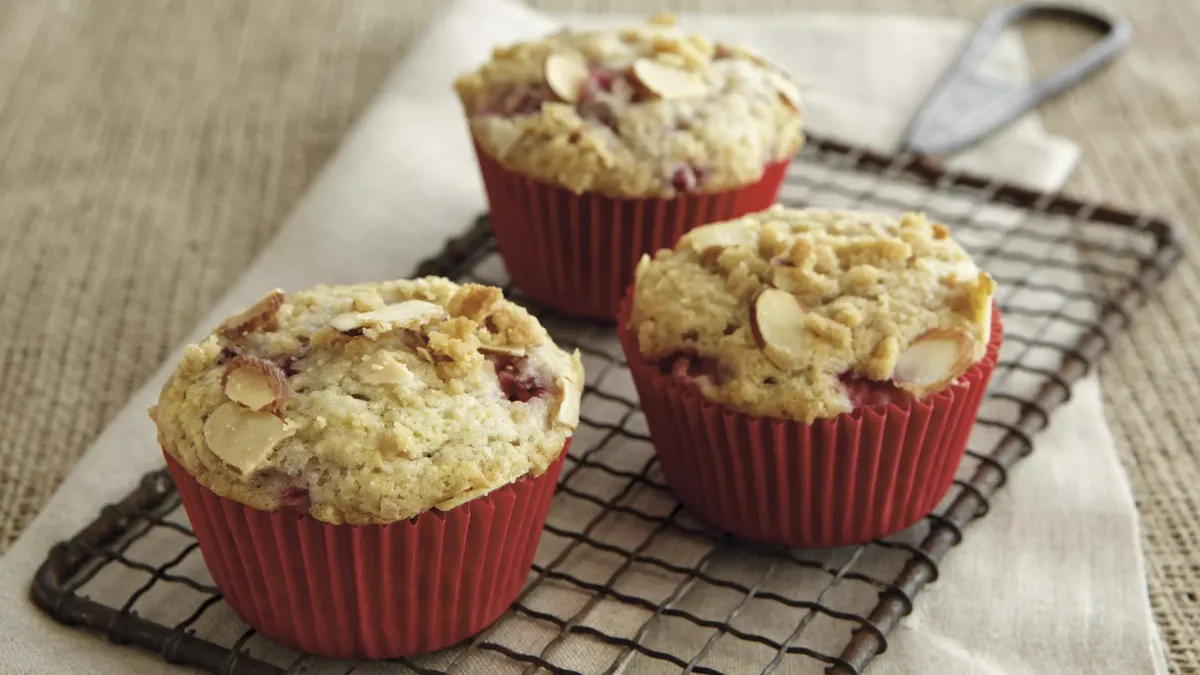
0;1;1163;673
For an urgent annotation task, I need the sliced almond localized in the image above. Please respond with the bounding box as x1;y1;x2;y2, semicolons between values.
685;220;753;255
435;484;499;512
634;253;652;283
222;356;289;412
330;299;444;334
749;288;809;370
631;58;706;99
355;351;416;386
892;328;975;397
545;52;589;103
218;290;285;340
203;402;288;474
714;42;768;66
480;343;527;357
772;74;802;111
555;376;581;426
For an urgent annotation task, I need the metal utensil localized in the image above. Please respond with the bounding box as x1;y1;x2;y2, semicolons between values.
900;2;1131;156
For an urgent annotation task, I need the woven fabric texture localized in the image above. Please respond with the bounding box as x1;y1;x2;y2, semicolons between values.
0;0;1194;671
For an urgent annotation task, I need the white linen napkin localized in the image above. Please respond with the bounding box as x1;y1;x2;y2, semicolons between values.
0;1;1163;673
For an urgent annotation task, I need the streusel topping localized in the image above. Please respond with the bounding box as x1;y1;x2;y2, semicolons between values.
151;277;583;525
454;13;804;199
629;207;996;423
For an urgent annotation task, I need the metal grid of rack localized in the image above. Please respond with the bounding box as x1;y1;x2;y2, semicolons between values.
32;136;1181;675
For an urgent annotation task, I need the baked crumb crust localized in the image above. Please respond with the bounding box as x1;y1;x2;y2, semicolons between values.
151;277;584;525
455;13;804;199
629;207;995;423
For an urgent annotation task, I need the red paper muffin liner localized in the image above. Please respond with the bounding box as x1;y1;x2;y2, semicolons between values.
473;142;789;321
164;448;566;660
618;298;1003;548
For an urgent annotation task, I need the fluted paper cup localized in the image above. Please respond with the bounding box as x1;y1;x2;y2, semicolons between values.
165;447;566;659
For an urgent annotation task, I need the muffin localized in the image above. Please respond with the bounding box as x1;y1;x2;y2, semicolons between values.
455;13;804;320
617;207;1001;548
150;278;583;659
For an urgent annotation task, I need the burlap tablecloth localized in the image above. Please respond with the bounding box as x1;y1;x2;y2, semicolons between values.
0;0;1194;671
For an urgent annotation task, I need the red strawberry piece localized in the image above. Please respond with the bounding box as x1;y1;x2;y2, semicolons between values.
838;373;911;409
488;353;548;402
670;164;707;193
279;485;311;511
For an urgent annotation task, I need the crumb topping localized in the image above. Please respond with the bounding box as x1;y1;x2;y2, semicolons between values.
455;13;804;198
628;207;995;423
151;278;583;524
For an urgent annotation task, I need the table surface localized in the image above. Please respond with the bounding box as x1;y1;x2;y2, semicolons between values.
0;0;1195;670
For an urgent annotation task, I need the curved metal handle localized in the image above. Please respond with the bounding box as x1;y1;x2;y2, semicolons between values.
968;3;1131;98
902;2;1132;155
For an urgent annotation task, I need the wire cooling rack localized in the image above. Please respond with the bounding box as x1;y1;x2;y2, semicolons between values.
32;135;1181;675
